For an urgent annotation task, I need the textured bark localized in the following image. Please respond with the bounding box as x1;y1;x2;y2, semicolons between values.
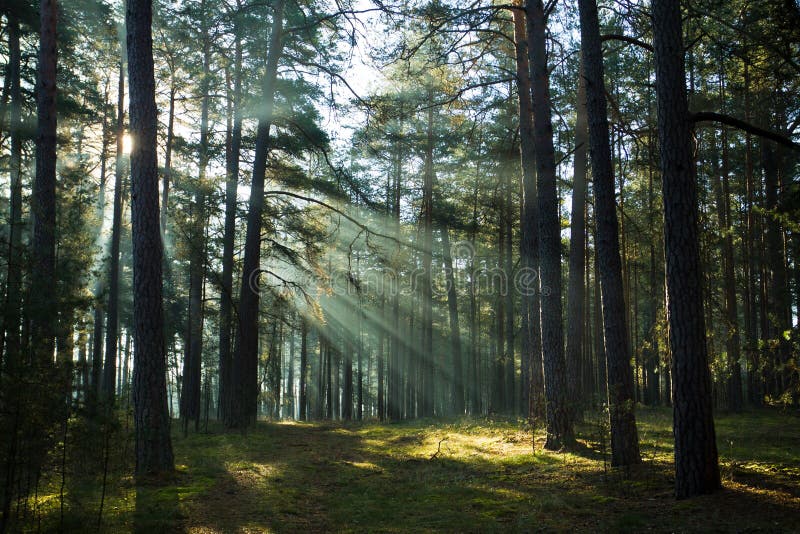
229;0;285;428
30;0;59;365
513;3;543;421
710;127;743;412
103;61;126;405
127;0;174;475
442;227;464;415
762;143;791;398
160;85;175;239
420;86;435;417
4;14;23;373
503;150;515;414
565;64;588;422
527;0;573;449
218;34;242;423
651;0;720;498
579;0;641;466
299;319;308;421
183;11;210;433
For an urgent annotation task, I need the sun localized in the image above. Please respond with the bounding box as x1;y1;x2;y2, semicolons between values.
123;132;133;155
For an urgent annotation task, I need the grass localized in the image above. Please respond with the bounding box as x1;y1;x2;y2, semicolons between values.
26;406;800;532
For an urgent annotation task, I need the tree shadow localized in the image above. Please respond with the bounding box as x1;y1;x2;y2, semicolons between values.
133;475;185;534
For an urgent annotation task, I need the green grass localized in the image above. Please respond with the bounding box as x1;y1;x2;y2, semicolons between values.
27;407;800;532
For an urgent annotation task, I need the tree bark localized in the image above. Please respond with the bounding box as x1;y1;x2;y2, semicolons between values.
3;14;23;375
527;0;573;449
229;0;285;428
651;0;720;498
442;226;464;415
299;318;308;421
565;62;588;423
31;0;59;365
578;0;641;467
512;2;543;421
183;8;210;433
103;60;126;406
218;32;242;423
127;0;175;475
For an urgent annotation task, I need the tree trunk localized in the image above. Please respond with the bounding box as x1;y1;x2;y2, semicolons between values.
218;33;241;423
504;149;515;414
527;0;573;449
4;14;23;375
578;0;641;467
127;0;175;475
565;62;588;423
710;126;743;412
442;226;464;415
652;0;720;498
103;60;126;406
420;86;435;417
512;3;543;421
299;319;308;421
229;0;285;428
762;143;790;400
31;0;59;365
183;11;210;433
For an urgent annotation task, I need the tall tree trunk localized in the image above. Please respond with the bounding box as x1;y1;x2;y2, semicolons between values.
127;0;174;475
103;60;126;406
742;56;759;406
442;227;464;415
3;14;23;375
299;318;308;421
527;0;573;449
183;11;210;433
377;295;386;420
578;0;640;466
513;3;543;421
31;0;59;365
160;85;175;239
420;86;435;417
229;0;285;428
219;33;242;423
710;125;743;412
652;0;720;498
565;63;588;422
504;149;515;414
762;143;790;399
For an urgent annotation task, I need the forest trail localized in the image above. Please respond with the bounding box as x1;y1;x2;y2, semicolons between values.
82;408;798;533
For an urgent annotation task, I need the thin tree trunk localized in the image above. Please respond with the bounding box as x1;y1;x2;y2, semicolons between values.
103;61;126;405
420;86;435;417
4;14;23;375
183;10;210;433
442;227;464;415
219;33;242;423
299;319;308;421
711;124;743;412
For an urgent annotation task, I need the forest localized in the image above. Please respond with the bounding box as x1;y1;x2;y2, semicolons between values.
0;0;799;531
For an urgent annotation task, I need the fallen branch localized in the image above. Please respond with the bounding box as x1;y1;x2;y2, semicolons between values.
430;437;449;460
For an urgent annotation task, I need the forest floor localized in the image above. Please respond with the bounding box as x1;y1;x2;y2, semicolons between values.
33;406;800;533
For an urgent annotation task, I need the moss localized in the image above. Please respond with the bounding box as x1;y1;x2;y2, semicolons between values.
25;407;800;532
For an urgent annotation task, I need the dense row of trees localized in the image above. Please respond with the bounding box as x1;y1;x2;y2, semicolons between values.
1;0;798;526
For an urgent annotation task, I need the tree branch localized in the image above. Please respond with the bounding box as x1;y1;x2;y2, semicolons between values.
691;111;800;152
